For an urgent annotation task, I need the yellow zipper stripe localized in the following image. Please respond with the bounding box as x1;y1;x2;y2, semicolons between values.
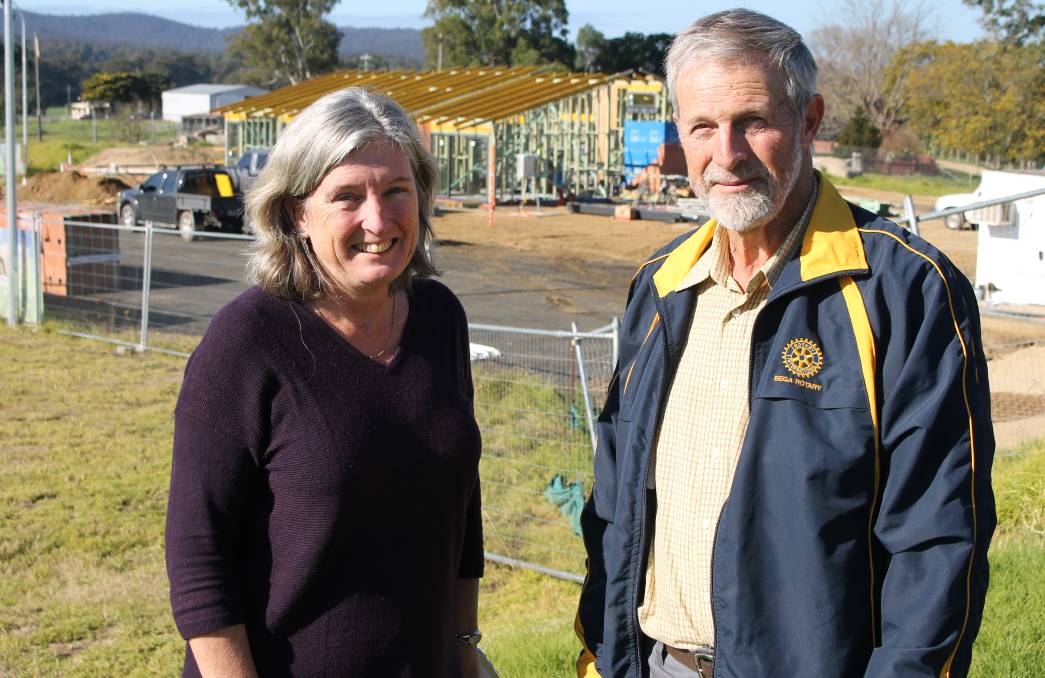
623;313;660;395
839;275;881;646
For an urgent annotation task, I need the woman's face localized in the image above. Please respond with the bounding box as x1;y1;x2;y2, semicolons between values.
295;141;419;298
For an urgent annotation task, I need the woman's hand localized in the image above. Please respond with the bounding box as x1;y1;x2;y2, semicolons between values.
458;643;481;678
455;577;482;677
188;624;258;678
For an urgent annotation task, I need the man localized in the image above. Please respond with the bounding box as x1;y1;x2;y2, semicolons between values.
576;9;995;678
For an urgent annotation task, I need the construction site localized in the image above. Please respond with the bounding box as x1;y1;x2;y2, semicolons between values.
217;66;679;204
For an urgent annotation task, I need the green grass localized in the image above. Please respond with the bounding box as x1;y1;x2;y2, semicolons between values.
1;324;1042;675
969;446;1045;677
824;170;980;197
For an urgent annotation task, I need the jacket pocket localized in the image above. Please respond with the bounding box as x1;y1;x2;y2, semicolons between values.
752;375;869;410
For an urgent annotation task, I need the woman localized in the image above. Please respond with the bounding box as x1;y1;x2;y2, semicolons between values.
165;88;484;677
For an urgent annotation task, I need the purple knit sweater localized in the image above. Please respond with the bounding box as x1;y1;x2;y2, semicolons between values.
165;279;483;677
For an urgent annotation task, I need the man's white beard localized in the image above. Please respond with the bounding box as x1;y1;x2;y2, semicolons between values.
695;137;804;233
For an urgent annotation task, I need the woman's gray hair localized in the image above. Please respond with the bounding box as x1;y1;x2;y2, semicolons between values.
245;87;438;300
664;9;818;117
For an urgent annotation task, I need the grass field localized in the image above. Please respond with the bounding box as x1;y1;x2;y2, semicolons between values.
1;324;1042;675
824;170;981;197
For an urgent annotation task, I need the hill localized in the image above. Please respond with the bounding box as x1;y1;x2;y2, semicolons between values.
25;11;424;62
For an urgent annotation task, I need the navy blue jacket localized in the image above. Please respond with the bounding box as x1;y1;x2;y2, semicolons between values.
576;176;996;678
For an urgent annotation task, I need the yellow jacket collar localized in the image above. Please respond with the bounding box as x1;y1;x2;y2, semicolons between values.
652;173;867;297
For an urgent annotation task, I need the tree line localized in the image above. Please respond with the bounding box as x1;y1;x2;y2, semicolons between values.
220;0;1042;164
36;0;1041;166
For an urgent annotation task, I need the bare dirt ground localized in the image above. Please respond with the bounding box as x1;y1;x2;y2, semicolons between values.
78;145;225;168
432;191;1013;336
8;172;130;206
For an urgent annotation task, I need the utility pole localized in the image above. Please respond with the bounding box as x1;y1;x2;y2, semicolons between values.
19;9;27;184
33;33;40;141
5;0;18;326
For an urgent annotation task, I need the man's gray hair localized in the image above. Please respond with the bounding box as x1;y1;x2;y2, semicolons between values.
245;87;438;300
664;9;818;115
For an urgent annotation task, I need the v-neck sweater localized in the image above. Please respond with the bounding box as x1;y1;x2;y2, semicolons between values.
166;278;483;677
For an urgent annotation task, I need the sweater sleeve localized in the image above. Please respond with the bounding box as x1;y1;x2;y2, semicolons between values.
165;291;274;640
450;282;484;579
166;410;258;639
458;473;484;578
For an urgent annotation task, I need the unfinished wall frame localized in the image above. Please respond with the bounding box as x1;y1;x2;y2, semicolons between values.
217;68;670;202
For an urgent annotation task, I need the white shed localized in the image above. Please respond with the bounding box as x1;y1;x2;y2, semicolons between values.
974;170;1045;306
161;84;267;124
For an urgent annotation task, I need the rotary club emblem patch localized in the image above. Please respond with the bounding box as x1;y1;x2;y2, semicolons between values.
782;337;824;379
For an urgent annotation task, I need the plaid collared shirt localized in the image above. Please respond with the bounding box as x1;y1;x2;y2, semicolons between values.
638;183;817;650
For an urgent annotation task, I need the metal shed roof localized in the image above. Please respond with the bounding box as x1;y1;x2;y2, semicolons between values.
165;83;267;96
216;67;611;128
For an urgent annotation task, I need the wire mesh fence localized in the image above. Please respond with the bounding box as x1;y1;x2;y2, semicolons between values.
21;215;616;580
10;214;1045;580
469;324;615;581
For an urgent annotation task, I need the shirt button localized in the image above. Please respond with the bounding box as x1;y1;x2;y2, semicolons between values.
719;378;729;390
711;447;721;458
732;309;742;318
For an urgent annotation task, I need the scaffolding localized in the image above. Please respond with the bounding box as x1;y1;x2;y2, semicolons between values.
216;67;670;201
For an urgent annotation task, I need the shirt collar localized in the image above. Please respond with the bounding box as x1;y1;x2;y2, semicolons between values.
674;179;819;294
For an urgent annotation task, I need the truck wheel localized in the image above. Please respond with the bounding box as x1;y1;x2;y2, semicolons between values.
944;212;966;230
120;203;137;227
178;211;197;242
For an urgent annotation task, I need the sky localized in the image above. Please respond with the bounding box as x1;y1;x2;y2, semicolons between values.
21;0;988;43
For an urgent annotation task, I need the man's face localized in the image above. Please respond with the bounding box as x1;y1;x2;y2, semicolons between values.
674;59;809;233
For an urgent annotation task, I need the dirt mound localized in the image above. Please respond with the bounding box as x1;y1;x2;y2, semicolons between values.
80;145;225;168
11;172;130;206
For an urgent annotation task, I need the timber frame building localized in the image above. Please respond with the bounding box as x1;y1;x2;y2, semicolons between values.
216;67;669;202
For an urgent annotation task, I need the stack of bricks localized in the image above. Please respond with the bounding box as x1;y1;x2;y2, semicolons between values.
1;208;118;297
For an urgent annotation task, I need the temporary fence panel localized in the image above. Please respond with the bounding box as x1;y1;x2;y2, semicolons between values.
37;217;146;347
979;310;1045;454
143;228;254;355
468;324;615;581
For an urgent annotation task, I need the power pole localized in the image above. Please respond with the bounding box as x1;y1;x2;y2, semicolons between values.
20;10;27;184
33;33;40;141
5;0;18;326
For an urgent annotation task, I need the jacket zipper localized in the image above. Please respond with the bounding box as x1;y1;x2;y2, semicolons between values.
706;272;860;675
706;302;765;678
630;282;685;675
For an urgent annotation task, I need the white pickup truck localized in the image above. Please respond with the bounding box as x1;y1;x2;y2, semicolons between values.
934;186;983;230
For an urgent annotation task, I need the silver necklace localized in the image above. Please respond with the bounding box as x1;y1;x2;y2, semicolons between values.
315;294;397;360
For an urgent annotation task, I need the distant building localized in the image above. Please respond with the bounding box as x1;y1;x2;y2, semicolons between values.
70;101;111;120
162;84;267;124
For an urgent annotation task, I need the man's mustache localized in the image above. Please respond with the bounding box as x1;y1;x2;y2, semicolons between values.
703;163;769;186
